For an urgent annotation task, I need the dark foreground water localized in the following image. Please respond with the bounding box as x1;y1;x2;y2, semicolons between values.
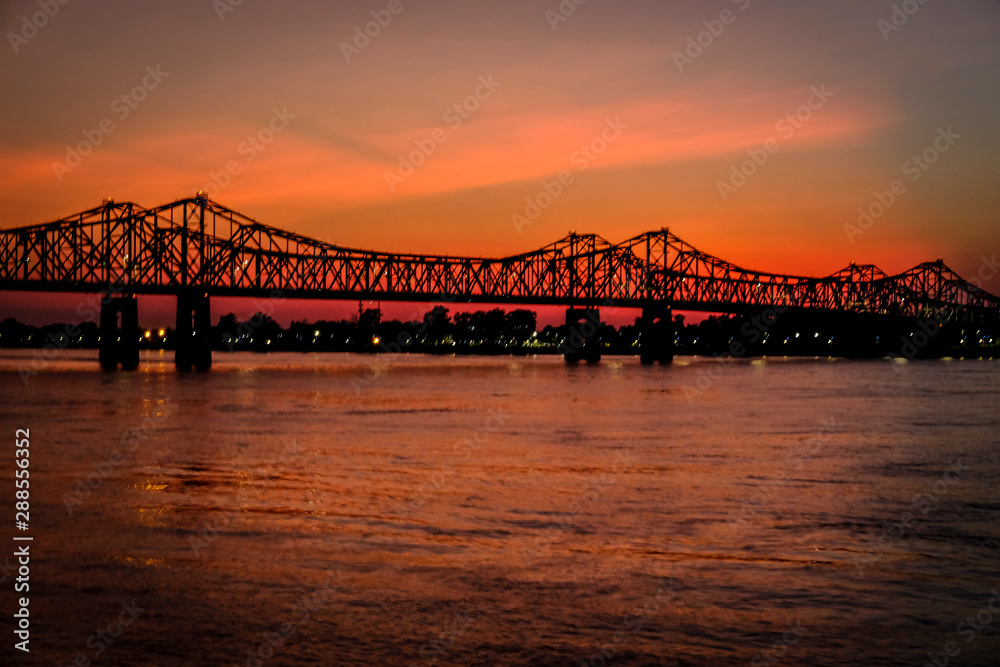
0;351;998;666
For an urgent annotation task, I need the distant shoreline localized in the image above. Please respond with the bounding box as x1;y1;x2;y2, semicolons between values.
3;308;998;360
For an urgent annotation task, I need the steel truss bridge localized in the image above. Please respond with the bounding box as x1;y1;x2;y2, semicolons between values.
1;195;998;368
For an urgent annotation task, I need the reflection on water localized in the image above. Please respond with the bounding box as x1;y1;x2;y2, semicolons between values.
1;350;998;666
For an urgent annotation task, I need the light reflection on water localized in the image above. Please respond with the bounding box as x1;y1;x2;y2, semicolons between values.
1;350;998;666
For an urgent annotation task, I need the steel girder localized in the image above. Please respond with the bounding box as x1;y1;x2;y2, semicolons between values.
1;196;998;322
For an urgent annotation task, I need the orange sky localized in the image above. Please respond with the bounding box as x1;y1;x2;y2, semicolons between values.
2;0;1000;325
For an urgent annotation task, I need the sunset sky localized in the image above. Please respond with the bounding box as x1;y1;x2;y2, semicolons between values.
2;0;999;326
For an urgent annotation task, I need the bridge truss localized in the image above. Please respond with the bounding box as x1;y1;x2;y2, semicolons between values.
1;195;998;323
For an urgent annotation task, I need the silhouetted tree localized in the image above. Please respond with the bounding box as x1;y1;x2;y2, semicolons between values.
358;308;381;332
505;309;537;344
217;313;238;332
423;306;451;345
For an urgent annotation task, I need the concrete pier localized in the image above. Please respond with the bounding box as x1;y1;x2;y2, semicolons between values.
175;291;212;372
99;295;140;371
639;304;674;365
563;308;602;363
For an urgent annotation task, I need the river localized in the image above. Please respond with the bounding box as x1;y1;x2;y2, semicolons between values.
1;350;998;666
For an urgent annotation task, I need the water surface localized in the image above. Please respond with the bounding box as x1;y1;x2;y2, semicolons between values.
1;351;998;665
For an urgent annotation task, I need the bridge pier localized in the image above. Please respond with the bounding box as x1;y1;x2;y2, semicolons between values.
175;291;212;372
639;304;674;365
99;296;140;371
563;308;602;363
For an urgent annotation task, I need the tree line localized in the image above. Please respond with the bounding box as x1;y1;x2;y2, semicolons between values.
1;305;996;358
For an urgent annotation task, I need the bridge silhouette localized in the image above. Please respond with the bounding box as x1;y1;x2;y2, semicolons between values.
2;194;998;369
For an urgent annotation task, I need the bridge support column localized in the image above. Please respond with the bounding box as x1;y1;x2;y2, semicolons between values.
98;296;140;371
563;308;602;363
639;304;674;365
175;291;212;372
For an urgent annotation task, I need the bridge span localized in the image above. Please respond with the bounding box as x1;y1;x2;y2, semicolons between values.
2;195;998;369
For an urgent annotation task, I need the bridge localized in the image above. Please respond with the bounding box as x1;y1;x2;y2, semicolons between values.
2;195;998;369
